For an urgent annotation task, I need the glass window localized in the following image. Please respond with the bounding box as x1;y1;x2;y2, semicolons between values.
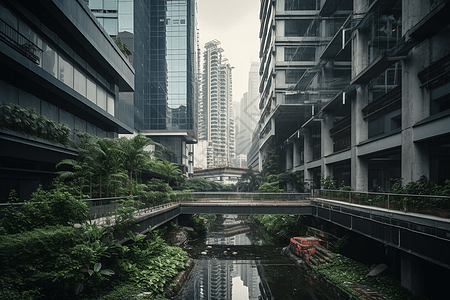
74;67;87;97
285;19;316;37
1;4;17;29
286;69;306;84
285;47;315;61
87;78;96;103
107;93;114;116
104;0;118;10
42;42;57;77
104;18;118;35
58;55;73;88
89;0;103;10
285;0;316;10
97;86;107;110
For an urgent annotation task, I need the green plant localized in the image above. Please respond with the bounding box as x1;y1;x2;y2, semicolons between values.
0;184;89;235
0;101;70;146
81;262;115;278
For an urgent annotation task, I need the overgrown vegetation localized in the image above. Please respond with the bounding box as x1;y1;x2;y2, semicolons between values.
312;254;414;300
0;133;194;299
252;214;302;242
0;101;70;146
177;177;235;192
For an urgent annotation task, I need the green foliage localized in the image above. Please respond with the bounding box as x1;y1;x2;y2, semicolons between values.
0;101;70;147
258;181;284;193
278;170;304;192
329;234;349;253
0;185;89;235
187;215;208;238
390;176;450;210
178;177;235;192
153;158;183;184
111;36;132;56
263;148;279;178
252;214;301;240
321;176;337;190
313;254;414;300
0;226;88;299
239;166;263;192
114;229;189;297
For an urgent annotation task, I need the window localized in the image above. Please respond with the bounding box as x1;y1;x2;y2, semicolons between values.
285;0;316;10
285;47;315;61
430;83;450;114
285;19;317;37
286;69;306;84
58;55;73;88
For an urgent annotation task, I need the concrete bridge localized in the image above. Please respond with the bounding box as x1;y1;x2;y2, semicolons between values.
109;193;450;270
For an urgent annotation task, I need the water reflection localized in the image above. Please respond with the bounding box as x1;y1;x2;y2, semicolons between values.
176;215;331;300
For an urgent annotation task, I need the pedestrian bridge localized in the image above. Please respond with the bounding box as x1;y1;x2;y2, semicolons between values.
87;192;450;271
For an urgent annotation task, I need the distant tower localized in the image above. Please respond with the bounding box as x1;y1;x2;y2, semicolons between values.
198;40;235;168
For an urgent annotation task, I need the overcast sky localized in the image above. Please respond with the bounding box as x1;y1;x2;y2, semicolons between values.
196;0;260;103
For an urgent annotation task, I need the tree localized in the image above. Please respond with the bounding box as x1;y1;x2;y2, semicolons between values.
154;159;182;185
239;166;262;192
120;135;153;195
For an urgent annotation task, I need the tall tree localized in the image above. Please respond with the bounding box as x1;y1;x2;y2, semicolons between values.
120;135;153;195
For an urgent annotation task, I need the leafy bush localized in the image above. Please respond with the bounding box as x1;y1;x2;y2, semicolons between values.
0;186;89;235
0;101;70;147
313;254;414;300
0;226;88;299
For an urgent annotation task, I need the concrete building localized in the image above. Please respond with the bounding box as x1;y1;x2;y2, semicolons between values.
198;40;235;168
257;0;449;193
255;0;352;179
0;0;134;201
87;0;199;174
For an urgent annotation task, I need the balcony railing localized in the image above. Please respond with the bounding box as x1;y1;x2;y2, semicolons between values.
316;189;450;218
0;18;42;64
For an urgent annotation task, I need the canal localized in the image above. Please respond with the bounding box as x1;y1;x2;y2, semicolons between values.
175;214;345;300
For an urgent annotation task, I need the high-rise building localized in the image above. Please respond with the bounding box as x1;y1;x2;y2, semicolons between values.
255;0;351;179
257;0;450;196
198;40;235;168
87;0;198;174
234;62;259;164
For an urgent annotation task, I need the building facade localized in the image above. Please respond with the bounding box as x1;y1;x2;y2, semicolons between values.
256;0;450;193
0;0;134;201
235;62;260;166
198;40;235;168
87;0;199;174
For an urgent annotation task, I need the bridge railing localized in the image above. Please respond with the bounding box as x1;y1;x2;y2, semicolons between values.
184;192;311;203
316;189;450;218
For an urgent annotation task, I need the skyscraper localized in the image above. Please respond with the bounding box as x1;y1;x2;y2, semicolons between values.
198;40;235;168
88;0;198;173
235;62;260;163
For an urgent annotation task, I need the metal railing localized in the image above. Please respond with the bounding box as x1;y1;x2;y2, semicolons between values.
0;18;42;64
183;192;311;203
316;189;450;218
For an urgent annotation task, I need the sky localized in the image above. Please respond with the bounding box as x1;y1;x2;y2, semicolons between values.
196;0;260;103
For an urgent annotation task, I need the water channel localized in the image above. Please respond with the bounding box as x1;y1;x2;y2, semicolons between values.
175;214;344;300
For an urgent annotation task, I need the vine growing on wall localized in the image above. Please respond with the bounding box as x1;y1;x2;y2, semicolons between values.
0;102;70;147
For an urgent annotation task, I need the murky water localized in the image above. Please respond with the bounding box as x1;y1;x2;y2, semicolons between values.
175;215;341;300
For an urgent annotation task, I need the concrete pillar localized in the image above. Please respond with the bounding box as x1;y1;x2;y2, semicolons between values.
352;87;369;191
401;30;431;184
286;143;293;170
293;138;300;167
304;128;314;191
350;0;370;191
401;252;425;297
